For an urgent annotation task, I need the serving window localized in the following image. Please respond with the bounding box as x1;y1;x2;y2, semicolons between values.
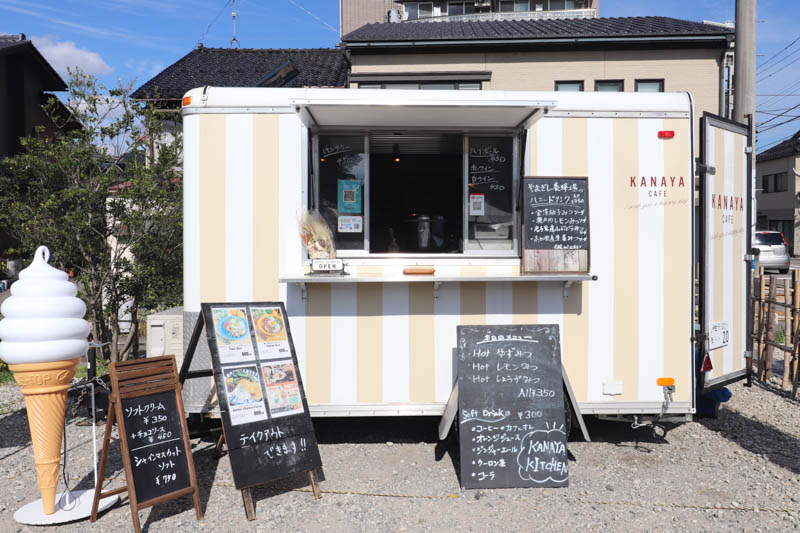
312;131;518;257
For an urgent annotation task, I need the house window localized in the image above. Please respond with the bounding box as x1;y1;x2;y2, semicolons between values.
405;2;433;20
500;0;530;12
555;80;584;92
313;132;517;256
358;81;482;90
762;172;788;193
447;1;476;15
635;79;665;92
595;80;624;92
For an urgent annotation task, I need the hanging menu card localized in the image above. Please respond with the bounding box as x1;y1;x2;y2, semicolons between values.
457;324;568;489
522;176;589;273
202;302;322;490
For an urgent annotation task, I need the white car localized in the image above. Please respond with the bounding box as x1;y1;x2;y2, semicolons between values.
754;231;790;273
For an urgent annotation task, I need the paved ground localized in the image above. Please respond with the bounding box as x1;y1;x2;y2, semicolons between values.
1;365;799;533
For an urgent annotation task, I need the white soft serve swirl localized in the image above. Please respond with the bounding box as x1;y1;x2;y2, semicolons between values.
0;246;90;364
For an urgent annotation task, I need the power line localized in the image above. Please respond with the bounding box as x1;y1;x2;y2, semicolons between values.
757;131;797;152
758;115;800;133
757;53;800;83
198;0;232;46
287;0;338;34
757;102;800;128
757;34;800;72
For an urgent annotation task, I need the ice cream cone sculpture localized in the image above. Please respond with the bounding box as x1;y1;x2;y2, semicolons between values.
0;246;89;514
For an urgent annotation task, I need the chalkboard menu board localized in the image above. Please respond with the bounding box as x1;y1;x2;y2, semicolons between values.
522;177;589;273
92;356;202;533
468;137;514;249
202;302;322;490
318;134;365;250
121;390;191;502
457;325;568;489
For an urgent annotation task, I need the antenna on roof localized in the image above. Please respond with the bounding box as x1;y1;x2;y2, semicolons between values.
230;0;240;48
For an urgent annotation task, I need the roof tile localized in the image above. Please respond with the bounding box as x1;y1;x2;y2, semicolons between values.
341;16;733;43
131;47;348;100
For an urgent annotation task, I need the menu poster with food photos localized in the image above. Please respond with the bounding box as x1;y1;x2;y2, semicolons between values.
201;302;322;490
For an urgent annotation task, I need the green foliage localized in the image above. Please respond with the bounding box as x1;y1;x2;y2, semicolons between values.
0;70;183;362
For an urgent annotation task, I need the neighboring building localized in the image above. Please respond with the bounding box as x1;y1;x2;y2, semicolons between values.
0;33;67;161
341;0;599;36
131;46;349;106
755;130;800;254
340;16;735;150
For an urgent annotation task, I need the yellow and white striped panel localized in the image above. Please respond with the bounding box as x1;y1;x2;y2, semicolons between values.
530;116;693;406
185;111;694;412
703;120;748;383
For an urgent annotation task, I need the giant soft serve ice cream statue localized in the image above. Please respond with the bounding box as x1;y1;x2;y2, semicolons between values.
0;246;89;514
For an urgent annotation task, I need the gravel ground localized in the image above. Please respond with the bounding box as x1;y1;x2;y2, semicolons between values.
1;367;799;533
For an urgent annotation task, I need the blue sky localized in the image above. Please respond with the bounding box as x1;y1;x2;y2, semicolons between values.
2;0;799;150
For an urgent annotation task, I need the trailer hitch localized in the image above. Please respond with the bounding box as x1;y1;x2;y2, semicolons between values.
630;379;675;439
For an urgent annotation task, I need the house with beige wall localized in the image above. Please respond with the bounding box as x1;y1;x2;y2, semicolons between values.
340;16;735;152
755;131;800;254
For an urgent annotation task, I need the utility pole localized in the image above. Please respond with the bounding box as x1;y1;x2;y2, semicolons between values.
734;0;756;124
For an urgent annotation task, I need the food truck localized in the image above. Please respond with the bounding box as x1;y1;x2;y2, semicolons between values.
177;87;751;426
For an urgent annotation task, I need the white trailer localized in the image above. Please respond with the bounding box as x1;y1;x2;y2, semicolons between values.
178;87;751;423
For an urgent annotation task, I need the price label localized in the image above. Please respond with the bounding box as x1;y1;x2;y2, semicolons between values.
708;321;730;351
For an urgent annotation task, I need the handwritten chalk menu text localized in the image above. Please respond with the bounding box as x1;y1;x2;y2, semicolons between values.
468;136;514;249
457;325;568;489
121;391;191;503
523;177;589;250
202;302;322;490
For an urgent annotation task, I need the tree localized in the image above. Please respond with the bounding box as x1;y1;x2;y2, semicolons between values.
0;70;183;362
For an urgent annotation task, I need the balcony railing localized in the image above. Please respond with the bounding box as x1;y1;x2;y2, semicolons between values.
405;8;598;23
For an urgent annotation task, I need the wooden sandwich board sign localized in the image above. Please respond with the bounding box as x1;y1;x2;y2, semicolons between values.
199;301;323;519
457;324;569;489
91;356;202;533
522;176;590;273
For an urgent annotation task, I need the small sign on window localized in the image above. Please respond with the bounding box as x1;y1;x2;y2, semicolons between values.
469;193;485;216
338;216;363;233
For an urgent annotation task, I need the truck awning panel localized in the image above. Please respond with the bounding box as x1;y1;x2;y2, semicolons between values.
289;96;556;131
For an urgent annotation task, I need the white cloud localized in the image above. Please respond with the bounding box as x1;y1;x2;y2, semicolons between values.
31;34;112;78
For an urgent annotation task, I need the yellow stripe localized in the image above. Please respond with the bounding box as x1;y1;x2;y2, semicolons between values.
198;115;227;302
662;119;692;401
306;284;331;403
460;266;486;326
528;124;538;175
712;127;725;375
356;265;384;278
252;115;280;300
408;284;435;402
357;284;383;402
613;119;639;401
561;118;589;402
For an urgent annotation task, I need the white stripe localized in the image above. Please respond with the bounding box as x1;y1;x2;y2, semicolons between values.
637;119;665;401
330;284;358;404
434;281;460;402
538;118;563;175
485;266;513;325
382;284;410;402
722;131;734;374
224;114;254;301
586;118;615;402
286;284;307;381
537;282;564;335
183;115;201;312
279;115;306;280
525;125;534;175
704;124;715;380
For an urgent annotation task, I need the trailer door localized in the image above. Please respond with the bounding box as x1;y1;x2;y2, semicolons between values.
699;113;751;392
